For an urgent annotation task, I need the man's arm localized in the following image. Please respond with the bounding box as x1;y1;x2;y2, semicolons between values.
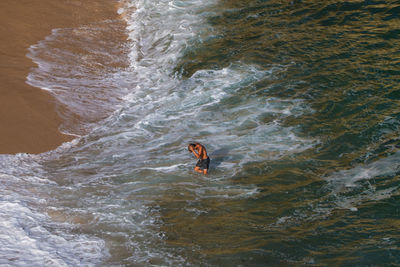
190;147;200;158
196;145;205;159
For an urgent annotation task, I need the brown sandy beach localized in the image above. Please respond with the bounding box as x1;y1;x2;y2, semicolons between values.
0;0;121;154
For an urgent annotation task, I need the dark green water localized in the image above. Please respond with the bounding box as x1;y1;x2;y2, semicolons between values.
166;0;400;265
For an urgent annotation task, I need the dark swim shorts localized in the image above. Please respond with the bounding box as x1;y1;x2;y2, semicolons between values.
196;157;210;170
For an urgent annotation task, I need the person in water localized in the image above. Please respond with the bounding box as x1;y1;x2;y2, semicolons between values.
188;143;210;175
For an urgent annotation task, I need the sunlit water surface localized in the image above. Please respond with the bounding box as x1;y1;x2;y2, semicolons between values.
1;0;400;265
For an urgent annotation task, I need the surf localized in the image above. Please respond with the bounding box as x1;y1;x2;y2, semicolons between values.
2;0;400;265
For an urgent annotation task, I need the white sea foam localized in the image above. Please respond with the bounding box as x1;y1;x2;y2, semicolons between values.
319;151;400;212
0;173;107;266
0;202;106;266
326;151;400;190
269;151;400;228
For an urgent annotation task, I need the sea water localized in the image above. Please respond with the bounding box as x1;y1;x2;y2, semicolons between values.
2;0;400;265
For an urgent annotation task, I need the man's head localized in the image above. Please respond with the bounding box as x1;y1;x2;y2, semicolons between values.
188;143;196;152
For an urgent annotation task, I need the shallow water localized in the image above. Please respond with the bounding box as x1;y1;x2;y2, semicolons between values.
2;0;400;265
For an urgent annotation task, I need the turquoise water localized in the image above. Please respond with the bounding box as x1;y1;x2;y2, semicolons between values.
1;0;400;265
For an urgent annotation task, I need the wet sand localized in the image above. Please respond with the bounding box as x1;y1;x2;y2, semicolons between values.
0;0;121;154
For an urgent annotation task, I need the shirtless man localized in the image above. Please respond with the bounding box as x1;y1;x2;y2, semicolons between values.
188;143;210;175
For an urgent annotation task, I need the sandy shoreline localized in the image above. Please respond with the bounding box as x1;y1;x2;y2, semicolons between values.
0;0;121;154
